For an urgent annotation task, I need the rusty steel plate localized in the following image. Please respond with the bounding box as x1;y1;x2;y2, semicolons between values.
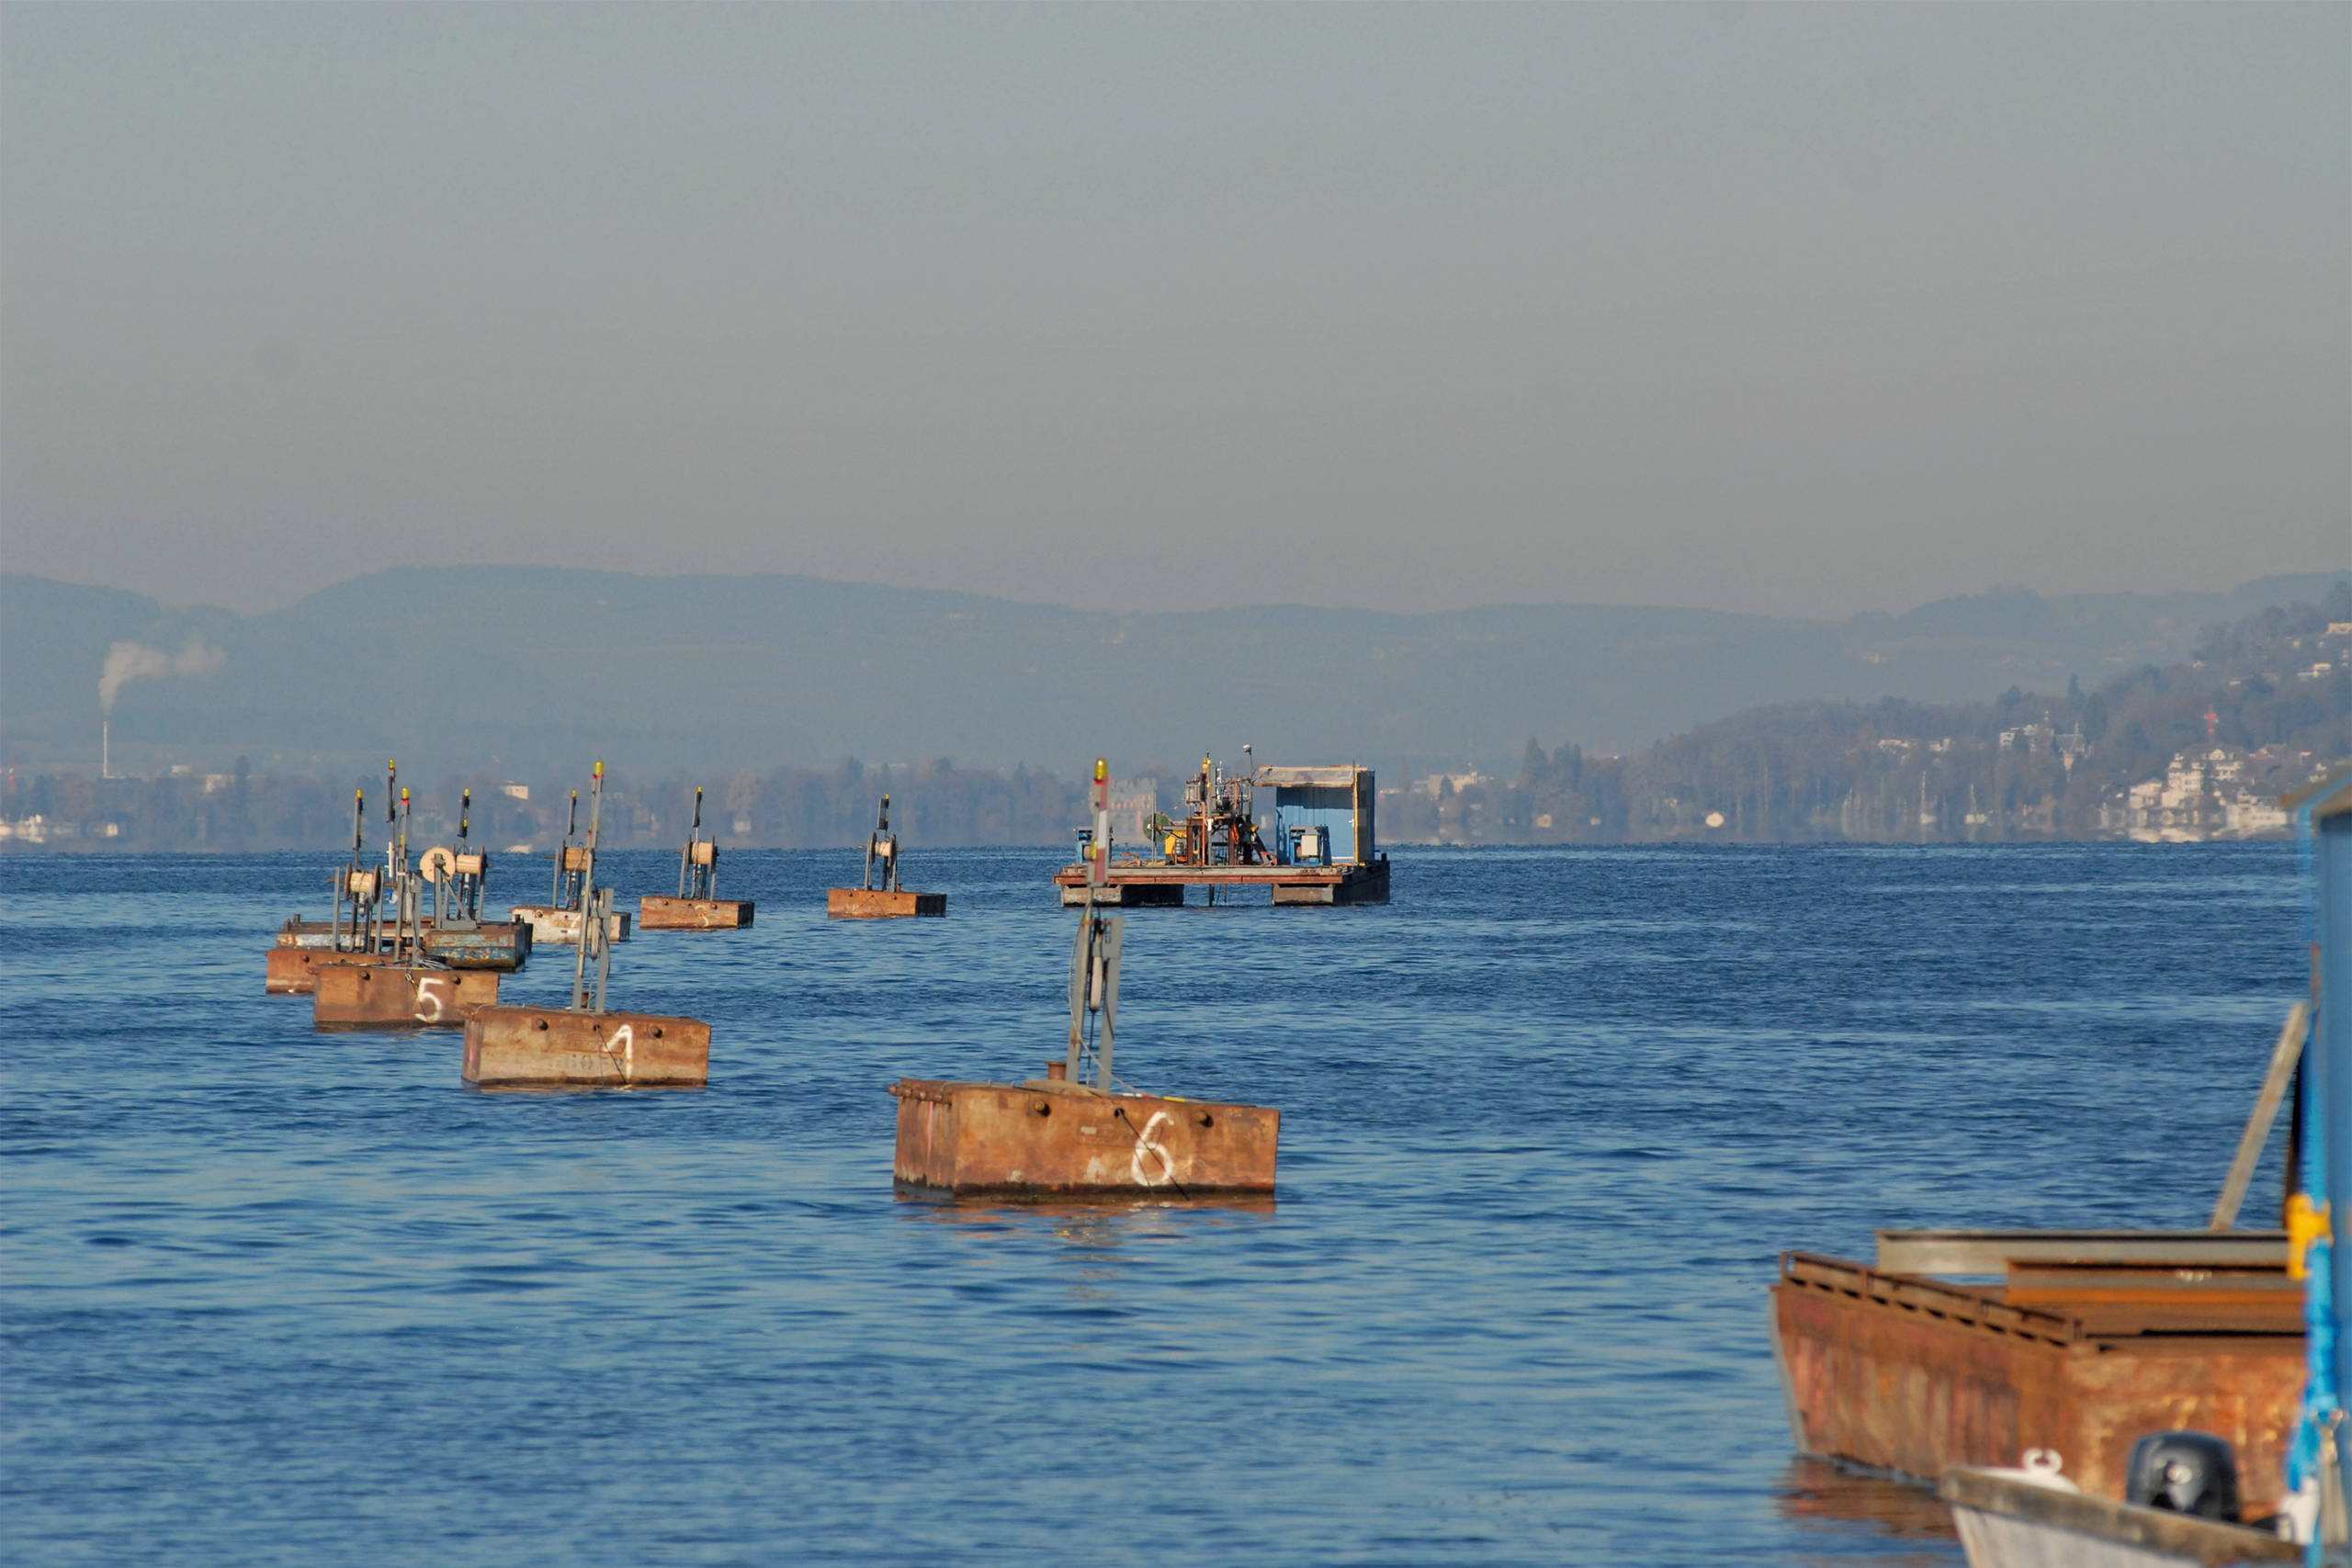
462;1006;709;1088
312;964;500;1031
507;906;631;946
888;1077;1278;1197
1772;1250;2303;1515
639;896;755;931
266;945;402;995
828;889;946;919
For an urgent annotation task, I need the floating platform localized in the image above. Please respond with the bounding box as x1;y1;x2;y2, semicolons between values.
462;1005;709;1088
266;946;403;995
274;918;531;971
639;895;755;930
888;1077;1278;1198
313;964;501;1031
829;888;946;919
1052;859;1389;907
1773;1239;2301;1517
508;905;632;945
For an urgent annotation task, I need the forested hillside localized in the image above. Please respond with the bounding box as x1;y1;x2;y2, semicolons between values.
1386;586;2351;844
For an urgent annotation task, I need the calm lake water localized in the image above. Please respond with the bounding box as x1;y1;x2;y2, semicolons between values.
0;844;2309;1566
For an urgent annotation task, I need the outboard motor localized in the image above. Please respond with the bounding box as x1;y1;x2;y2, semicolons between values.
2124;1431;2241;1521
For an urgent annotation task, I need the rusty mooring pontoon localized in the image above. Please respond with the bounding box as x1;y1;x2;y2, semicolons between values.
465;762;709;1088
267;783;401;993
829;795;944;918
889;761;1276;1198
273;771;530;983
640;786;754;931
511;783;632;946
1053;752;1388;907
313;776;502;1030
1773;1004;2324;1524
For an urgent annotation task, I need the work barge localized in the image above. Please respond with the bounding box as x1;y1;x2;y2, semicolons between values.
1053;759;1388;907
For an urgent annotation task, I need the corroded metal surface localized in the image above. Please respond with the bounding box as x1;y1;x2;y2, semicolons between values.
639;896;755;930
507;905;632;945
1772;1251;2303;1515
312;964;500;1031
273;918;530;971
420;923;531;970
1053;860;1390;907
828;889;945;919
462;1005;709;1088
888;1077;1278;1197
266;946;402;995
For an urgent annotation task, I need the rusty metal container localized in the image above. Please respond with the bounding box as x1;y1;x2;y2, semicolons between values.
419;922;531;970
829;889;946;919
274;918;530;971
888;1077;1277;1197
1772;1250;2303;1516
508;905;632;945
639;895;755;930
266;946;401;995
461;1005;709;1088
312;964;501;1030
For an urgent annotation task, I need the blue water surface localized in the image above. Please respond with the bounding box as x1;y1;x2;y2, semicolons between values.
0;844;2310;1566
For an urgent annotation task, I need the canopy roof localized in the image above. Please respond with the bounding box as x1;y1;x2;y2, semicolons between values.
1250;766;1364;789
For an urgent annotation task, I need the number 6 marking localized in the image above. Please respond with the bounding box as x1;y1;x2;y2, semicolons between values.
1131;1110;1178;1187
413;976;446;1022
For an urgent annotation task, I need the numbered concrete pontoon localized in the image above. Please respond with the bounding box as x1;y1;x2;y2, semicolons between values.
312;776;503;1029
465;762;710;1089
891;761;1276;1198
829;795;945;918
639;786;754;930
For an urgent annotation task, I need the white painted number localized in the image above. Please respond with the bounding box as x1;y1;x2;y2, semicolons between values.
413;976;447;1022
1131;1110;1178;1187
607;1022;635;1079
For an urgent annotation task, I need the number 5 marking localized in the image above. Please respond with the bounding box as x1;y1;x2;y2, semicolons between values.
413;976;446;1022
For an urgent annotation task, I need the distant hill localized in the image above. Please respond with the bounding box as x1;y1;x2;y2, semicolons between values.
3;566;2343;784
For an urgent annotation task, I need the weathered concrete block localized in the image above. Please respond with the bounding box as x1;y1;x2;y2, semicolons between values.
827;888;946;919
508;905;632;945
462;1005;709;1088
312;964;500;1030
266;946;401;995
888;1077;1278;1197
639;896;755;930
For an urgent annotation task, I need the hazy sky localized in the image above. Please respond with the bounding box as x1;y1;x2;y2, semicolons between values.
4;4;2346;617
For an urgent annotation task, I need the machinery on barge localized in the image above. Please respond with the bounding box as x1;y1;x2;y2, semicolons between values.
1055;750;1387;907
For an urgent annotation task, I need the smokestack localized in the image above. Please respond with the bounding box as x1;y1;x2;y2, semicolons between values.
101;718;109;780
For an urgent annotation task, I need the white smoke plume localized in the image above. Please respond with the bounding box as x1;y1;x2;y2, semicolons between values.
99;637;227;713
